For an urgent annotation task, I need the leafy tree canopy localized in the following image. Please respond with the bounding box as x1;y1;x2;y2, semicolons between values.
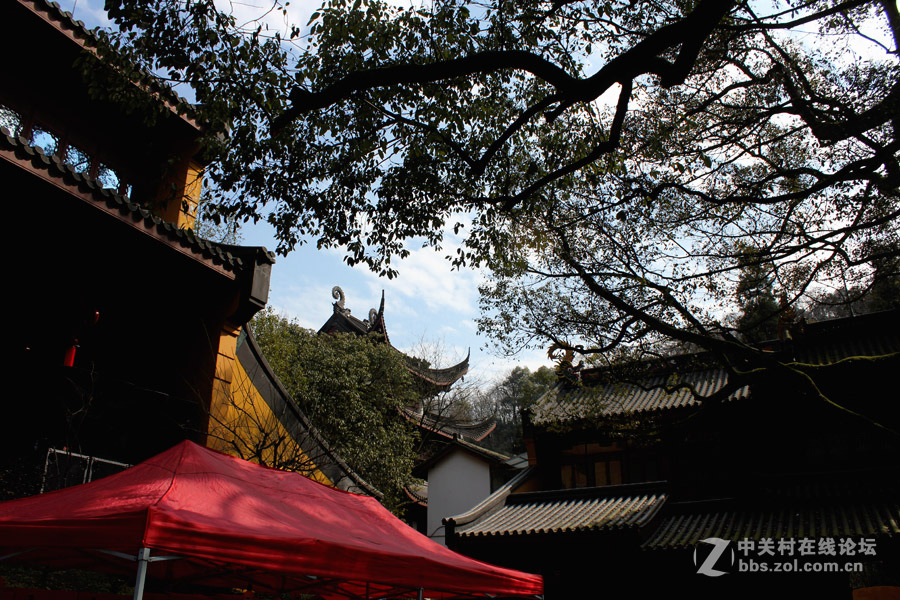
251;308;419;511
99;0;899;424
191;190;243;244
481;366;556;454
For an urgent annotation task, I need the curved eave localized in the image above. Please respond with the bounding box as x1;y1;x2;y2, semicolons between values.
239;325;381;498
445;467;537;528
404;484;428;507
402;408;496;442
403;348;470;387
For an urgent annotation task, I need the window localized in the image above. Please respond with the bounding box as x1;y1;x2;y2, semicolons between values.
31;124;59;156
64;144;91;173
0;101;131;197
561;457;622;488
0;105;22;137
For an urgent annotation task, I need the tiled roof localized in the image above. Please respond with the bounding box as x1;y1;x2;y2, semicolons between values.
1;128;274;276
320;288;470;389
21;0;201;128
445;466;536;529
415;437;510;477
454;483;667;538
643;501;900;550
451;437;509;463
531;368;749;425
505;453;530;470
403;351;471;387
531;310;900;426
405;481;428;506
21;0;96;44
643;470;900;549
403;407;496;442
794;334;900;365
319;308;371;336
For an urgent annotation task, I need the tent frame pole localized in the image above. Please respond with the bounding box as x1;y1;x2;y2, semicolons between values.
417;588;423;600
133;547;150;600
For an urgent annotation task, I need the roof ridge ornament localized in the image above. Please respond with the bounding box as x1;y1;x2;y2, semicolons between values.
332;286;349;315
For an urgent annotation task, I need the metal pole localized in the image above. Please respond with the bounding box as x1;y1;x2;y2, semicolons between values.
417;588;423;600
133;547;150;600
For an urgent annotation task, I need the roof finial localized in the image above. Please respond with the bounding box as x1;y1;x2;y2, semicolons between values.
332;286;348;314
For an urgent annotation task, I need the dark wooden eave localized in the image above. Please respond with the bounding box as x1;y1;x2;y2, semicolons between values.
2;131;274;277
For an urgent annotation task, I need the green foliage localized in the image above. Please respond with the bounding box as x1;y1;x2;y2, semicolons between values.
95;1;900;415
251;308;418;512
191;190;243;244
474;366;556;454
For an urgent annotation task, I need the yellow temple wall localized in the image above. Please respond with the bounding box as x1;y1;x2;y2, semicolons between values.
207;325;333;487
156;159;203;228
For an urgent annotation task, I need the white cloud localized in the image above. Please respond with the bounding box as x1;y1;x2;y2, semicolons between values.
477;348;553;385
357;243;483;316
266;281;336;330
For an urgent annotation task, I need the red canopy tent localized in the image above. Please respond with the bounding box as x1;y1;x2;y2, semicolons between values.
0;441;542;600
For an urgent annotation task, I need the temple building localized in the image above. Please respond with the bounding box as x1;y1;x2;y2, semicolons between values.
318;286;486;438
319;286;472;397
2;0;371;499
318;287;520;539
444;310;900;598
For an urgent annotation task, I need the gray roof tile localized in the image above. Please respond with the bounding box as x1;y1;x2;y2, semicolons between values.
532;368;749;425
456;484;667;537
643;502;900;549
532;311;900;426
643;471;900;549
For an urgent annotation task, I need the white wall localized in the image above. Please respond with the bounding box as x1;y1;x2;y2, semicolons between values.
427;450;491;545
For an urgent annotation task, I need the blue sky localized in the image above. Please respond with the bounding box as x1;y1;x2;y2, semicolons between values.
68;0;551;384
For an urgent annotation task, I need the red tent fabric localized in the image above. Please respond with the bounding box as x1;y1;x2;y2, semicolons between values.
0;441;542;599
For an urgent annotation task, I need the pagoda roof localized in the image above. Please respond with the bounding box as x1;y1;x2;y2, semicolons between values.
401;406;497;442
403;351;472;388
318;287;387;336
319;287;470;390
